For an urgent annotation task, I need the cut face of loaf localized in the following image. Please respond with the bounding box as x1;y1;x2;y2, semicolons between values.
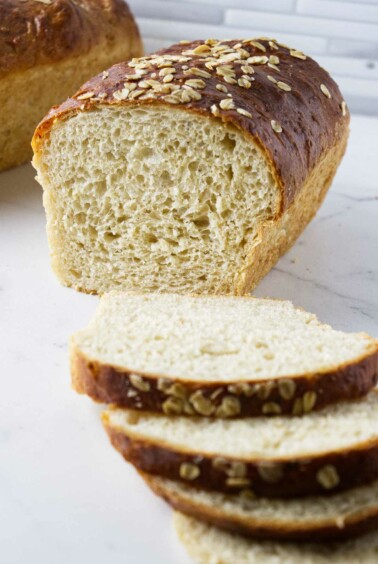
144;474;378;541
102;390;378;498
33;38;349;295
71;293;378;417
174;512;378;564
37;107;280;294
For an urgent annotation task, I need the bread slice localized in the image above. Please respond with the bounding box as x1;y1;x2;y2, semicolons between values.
102;390;378;498
174;512;378;563
144;474;378;541
32;38;349;296
71;293;378;417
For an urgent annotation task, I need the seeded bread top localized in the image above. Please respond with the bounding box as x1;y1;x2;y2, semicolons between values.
0;0;140;79
33;38;349;209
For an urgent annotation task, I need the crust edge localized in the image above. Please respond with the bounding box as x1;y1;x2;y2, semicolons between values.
143;473;378;542
102;412;378;498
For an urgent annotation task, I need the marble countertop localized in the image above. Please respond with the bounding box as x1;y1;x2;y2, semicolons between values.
0;114;377;564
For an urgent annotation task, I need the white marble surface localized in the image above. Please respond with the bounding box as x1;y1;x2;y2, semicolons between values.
0;114;377;564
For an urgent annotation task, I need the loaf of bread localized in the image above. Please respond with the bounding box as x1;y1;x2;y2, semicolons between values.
33;38;349;295
0;0;142;171
174;512;378;563
70;293;378;417
144;474;378;541
102;390;378;498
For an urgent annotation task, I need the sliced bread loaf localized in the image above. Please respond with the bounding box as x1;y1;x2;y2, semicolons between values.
102;390;378;498
71;293;378;417
33;39;348;296
174;512;378;563
144;474;378;541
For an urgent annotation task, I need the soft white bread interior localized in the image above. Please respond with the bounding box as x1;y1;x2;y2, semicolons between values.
36;107;279;294
104;389;378;460
174;512;378;563
146;474;378;539
72;293;375;383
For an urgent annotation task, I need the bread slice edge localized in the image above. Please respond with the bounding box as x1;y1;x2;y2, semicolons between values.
143;473;378;542
173;512;378;563
70;338;378;418
101;404;378;498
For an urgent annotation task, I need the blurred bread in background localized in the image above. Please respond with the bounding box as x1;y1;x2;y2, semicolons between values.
0;0;143;171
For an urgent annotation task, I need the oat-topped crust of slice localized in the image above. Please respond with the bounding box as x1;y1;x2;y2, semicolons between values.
72;345;378;418
33;38;349;208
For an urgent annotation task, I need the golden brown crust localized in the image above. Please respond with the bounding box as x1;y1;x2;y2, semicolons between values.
0;0;142;79
236;125;349;294
32;38;349;210
102;415;378;498
143;473;378;542
71;342;378;417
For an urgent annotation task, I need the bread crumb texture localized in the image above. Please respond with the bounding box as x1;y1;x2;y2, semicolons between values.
38;107;278;294
74;293;375;382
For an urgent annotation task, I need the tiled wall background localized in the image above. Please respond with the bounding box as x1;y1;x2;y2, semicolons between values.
128;0;378;115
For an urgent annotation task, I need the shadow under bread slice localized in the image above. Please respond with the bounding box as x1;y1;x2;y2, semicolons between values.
102;390;378;498
173;512;378;563
71;293;378;417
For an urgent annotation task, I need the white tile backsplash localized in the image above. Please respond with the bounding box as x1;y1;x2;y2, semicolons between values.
130;0;378;115
167;0;296;12
225;9;378;42
317;55;378;80
297;0;378;24
337;75;378;98
138;18;328;53
128;0;223;24
328;38;378;58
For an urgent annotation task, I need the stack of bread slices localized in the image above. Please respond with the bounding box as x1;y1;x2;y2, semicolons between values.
71;292;378;563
